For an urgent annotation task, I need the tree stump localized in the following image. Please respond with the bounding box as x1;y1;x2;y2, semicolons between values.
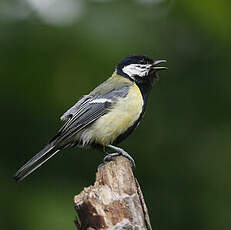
74;156;152;230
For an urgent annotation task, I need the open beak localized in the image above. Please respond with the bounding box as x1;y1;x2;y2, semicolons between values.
151;60;168;72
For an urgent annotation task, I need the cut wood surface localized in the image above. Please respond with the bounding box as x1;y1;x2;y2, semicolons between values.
74;156;152;230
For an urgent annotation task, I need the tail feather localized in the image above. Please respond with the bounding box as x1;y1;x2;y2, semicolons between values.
14;144;59;182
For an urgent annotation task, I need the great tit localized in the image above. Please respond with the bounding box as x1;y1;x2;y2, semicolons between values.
14;54;167;181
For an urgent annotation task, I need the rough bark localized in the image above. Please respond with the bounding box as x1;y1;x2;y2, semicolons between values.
74;156;152;230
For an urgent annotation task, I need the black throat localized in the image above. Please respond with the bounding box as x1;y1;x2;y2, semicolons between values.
133;73;158;109
136;75;156;106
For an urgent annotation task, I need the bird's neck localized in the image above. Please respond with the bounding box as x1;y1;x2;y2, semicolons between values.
136;75;157;107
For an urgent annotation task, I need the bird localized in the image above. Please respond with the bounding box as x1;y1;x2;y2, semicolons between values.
14;54;167;181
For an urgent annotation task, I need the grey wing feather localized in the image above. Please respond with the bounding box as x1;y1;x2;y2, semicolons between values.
60;95;92;121
56;103;107;146
54;85;130;147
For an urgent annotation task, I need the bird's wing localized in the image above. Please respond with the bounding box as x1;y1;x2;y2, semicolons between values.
60;95;92;121
53;84;131;146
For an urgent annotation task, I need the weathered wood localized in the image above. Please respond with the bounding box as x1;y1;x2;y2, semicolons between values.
74;156;152;230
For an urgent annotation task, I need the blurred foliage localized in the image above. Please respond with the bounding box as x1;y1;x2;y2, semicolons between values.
1;0;231;230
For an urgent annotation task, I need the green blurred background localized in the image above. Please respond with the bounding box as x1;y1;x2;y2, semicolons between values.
1;0;231;229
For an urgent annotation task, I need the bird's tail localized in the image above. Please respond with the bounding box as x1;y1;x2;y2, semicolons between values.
14;143;59;182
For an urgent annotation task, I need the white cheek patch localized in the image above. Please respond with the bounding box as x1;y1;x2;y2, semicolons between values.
122;64;151;78
89;98;112;104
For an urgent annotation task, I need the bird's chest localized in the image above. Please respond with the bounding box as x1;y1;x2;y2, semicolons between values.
89;84;144;146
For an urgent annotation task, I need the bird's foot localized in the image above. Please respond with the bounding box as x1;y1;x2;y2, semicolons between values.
106;145;136;167
103;152;120;162
97;153;119;171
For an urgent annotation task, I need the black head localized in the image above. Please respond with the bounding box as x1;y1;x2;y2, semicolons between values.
116;54;167;83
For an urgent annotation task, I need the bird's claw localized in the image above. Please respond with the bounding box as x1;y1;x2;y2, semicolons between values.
119;151;136;168
97;162;106;171
106;145;136;167
103;152;120;162
98;145;136;171
97;153;119;171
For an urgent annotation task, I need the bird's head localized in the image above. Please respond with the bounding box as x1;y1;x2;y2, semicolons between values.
116;54;167;84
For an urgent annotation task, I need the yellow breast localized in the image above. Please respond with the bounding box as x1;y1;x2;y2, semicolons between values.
86;83;143;146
